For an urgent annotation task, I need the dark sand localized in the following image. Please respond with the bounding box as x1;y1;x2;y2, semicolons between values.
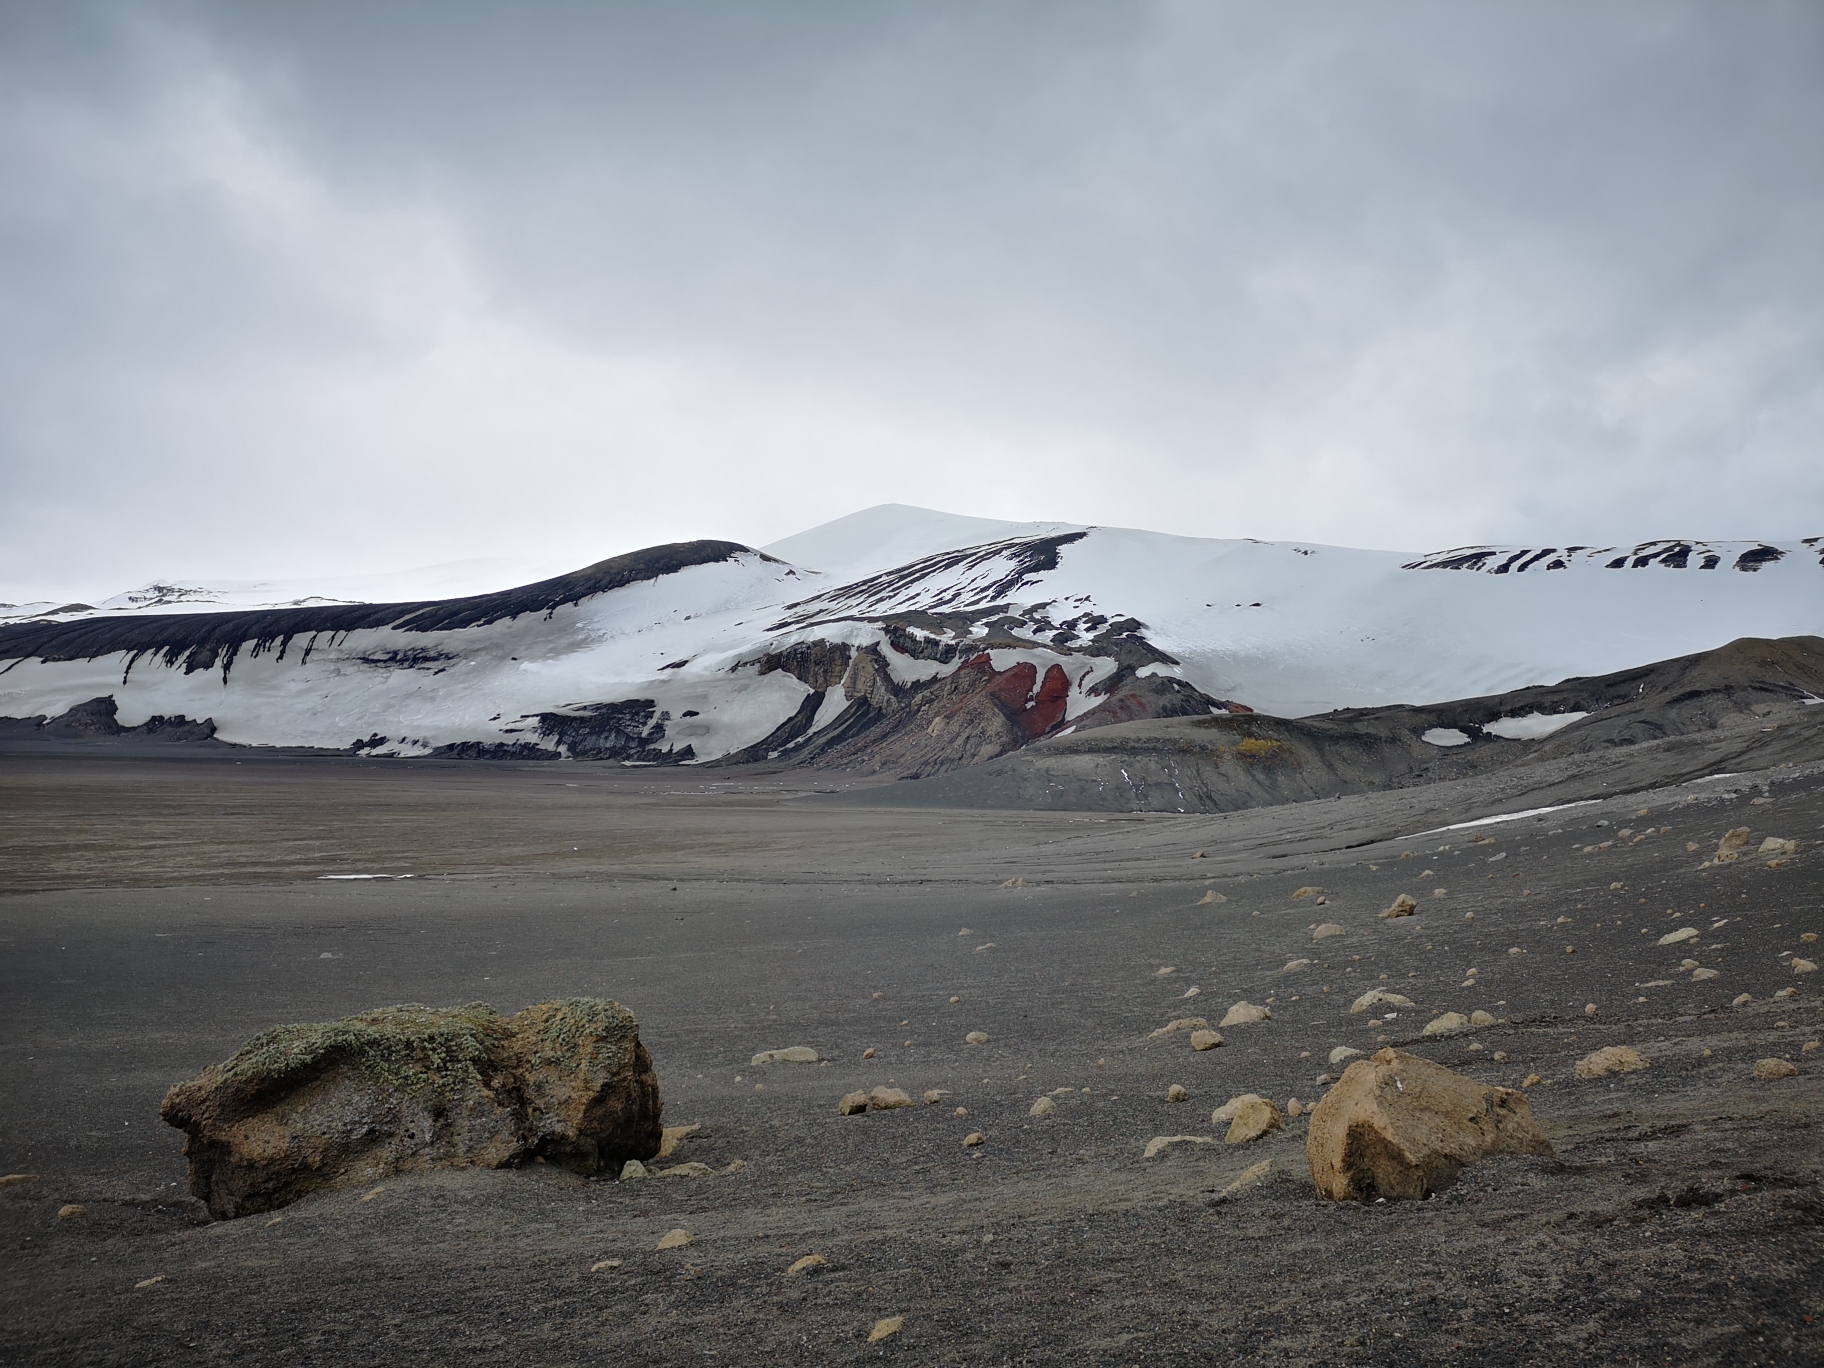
2;749;1821;1365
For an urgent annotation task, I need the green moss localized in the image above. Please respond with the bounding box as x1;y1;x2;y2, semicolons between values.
526;999;636;1070
217;1003;509;1096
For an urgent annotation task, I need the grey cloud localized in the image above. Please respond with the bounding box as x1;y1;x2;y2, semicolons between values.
1;1;1820;601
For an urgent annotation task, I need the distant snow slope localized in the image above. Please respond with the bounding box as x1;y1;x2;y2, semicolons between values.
1;507;1819;768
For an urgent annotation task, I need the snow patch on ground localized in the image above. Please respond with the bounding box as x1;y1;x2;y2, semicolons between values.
1481;711;1589;739
1422;728;1473;747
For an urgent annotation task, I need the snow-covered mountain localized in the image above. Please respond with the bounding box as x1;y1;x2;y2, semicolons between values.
1;505;1818;773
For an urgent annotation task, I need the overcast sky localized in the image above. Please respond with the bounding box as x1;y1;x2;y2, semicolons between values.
2;2;1821;601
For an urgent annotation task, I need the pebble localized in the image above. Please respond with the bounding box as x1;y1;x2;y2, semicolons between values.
1167;1084;1189;1103
965;1031;989;1045
962;1132;985;1147
868;1317;905;1344
133;1276;165;1289
786;1254;826;1276
750;1047;818;1065
591;1259;624;1272
1470;1010;1497;1027
1029;1096;1057;1118
1692;968;1719;981
1348;989;1414;1014
1283;959;1312;972
1522;1073;1544;1087
1658;927;1699;946
862;1048;876;1059
923;1090;946;1104
56;1204;85;1219
1794;960;1819;974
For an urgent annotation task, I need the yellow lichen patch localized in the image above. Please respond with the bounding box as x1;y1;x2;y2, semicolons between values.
1236;737;1282;757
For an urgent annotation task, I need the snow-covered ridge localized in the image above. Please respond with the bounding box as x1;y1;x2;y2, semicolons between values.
1403;538;1821;574
2;507;1819;766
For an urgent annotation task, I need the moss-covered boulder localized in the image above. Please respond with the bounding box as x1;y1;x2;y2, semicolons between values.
160;999;661;1218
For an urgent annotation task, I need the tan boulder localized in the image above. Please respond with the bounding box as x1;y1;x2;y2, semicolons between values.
965;1031;990;1045
656;1123;701;1159
1306;1048;1552;1199
1195;891;1227;906
837;1091;869;1115
868;1316;905;1343
158;999;662;1220
1328;1045;1362;1065
1166;1084;1189;1103
1794;959;1819;974
1312;924;1346;942
656;1228;693;1250
1658;927;1698;946
962;1131;985;1147
1759;837;1799;856
1293;886;1326;901
1574;1046;1648;1079
1220;1001;1271;1027
869;1087;914;1111
1753;1058;1799;1079
1029;1096;1057;1118
786;1253;826;1276
1469;1010;1497;1027
1713;827;1752;862
1189;1029;1224;1051
1380;895;1418;919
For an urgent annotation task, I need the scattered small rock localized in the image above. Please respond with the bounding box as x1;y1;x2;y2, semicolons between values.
1713;828;1752;863
0;1175;37;1187
1349;989;1415;1014
620;1159;649;1180
1155;966;1178;977
656;1123;702;1159
1658;927;1698;945
1283;959;1312;972
1143;1134;1213;1159
1293;887;1327;901
1380;895;1418;919
862;1048;876;1059
1469;1010;1497;1027
1286;1099;1304;1119
868;1317;905;1344
965;1031;990;1045
134;1276;165;1289
1692;968;1719;981
837;1091;869;1116
1794;959;1819;974
1753;1058;1799;1079
1312;924;1346;942
1733;993;1754;1007
1575;1046;1648;1079
1224;1097;1285;1144
1521;1073;1544;1087
1148;1017;1209;1040
1422;1012;1468;1036
655;1162;714;1179
1167;1084;1188;1103
786;1254;826;1276
923;1090;946;1104
869;1087;913;1111
750;1047;818;1065
1208;1158;1271;1201
962;1132;985;1147
1220;1001;1271;1027
1759;837;1799;856
1029;1096;1057;1118
1329;1046;1362;1065
1195;891;1226;905
1189;1029;1224;1051
656;1229;693;1250
57;1204;86;1219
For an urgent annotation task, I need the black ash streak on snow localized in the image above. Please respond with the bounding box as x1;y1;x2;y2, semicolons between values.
0;540;755;684
1404;538;1817;574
